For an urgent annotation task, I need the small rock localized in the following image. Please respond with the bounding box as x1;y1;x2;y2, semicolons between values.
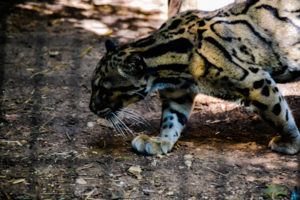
184;154;193;160
158;190;164;194
184;154;193;168
143;189;155;195
128;165;142;174
110;189;124;200
114;181;125;187
76;178;87;185
87;122;95;128
184;160;192;168
151;160;157;167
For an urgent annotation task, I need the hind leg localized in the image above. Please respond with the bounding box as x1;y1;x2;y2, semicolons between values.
236;71;300;154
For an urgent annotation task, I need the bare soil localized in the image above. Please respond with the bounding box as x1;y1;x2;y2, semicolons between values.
0;0;299;199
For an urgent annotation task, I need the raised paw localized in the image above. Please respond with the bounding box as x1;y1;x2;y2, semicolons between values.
132;134;172;155
269;135;300;155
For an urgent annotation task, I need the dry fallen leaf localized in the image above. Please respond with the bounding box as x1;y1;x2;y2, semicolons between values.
30;69;52;78
12;178;26;184
52;63;70;71
5;114;20;121
80;46;93;58
26;68;36;72
102;29;113;36
49;50;59;57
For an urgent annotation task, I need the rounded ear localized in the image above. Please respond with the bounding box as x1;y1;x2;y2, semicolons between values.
105;39;117;52
118;54;146;79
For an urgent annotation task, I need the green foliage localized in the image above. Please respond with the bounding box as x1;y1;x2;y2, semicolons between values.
263;184;287;200
120;156;132;160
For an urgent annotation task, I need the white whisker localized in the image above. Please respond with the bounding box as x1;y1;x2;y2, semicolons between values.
122;108;151;127
118;111;142;124
108;115;126;138
112;112;135;137
134;92;146;98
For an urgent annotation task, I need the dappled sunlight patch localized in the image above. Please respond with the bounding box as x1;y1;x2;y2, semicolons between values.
72;19;112;35
198;0;234;11
17;2;56;15
227;141;263;151
15;0;167;38
54;0;94;10
245;153;298;175
194;94;239;114
93;0;167;15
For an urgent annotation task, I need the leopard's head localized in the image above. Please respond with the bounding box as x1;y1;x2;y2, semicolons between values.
89;40;147;118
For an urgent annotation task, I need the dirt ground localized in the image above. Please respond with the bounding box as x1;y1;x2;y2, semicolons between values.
0;0;299;199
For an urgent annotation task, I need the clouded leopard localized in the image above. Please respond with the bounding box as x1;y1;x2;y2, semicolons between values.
90;0;300;155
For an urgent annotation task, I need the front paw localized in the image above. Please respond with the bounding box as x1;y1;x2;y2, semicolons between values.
269;135;300;155
132;134;172;155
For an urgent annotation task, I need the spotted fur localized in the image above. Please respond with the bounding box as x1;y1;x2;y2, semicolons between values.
90;0;300;155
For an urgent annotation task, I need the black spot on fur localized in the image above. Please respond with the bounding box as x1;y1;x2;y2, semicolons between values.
252;100;268;111
253;79;264;89
272;103;281;115
169;123;173;129
197;29;206;40
261;86;270;96
162;124;168;129
142;38;193;58
188;24;195;31
131;36;156;48
160;22;166;29
266;79;272;84
155;64;189;73
285;109;289;121
221;76;229;81
249;67;259;73
170;108;187;126
176;28;185;34
242;99;251;106
169;19;182;30
197;29;206;48
174;131;179;137
236;88;250;97
186;16;198;24
197;20;205;27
